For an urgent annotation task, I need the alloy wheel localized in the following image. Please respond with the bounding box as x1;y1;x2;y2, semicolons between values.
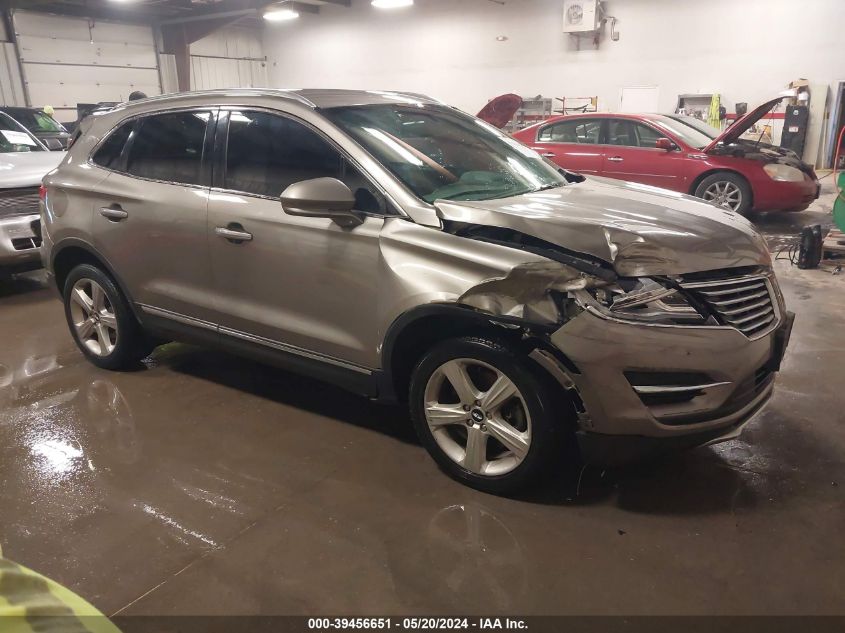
423;358;531;477
702;180;743;211
68;278;118;357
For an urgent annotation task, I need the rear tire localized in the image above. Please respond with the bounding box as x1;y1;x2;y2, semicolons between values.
63;264;154;370
409;336;571;495
694;172;752;215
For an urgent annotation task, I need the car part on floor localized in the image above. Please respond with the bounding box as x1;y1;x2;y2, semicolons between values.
797;225;823;269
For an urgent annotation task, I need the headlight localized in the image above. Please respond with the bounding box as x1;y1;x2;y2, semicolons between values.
763;163;804;182
574;277;705;324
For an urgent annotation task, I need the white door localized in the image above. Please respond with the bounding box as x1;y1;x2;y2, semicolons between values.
620;86;660;113
12;11;160;121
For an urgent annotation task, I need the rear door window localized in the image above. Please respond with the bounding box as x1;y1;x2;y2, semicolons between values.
538;119;602;144
124;111;211;186
92;123;132;170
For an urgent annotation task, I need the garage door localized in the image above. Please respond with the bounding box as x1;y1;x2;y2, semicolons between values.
13;10;160;120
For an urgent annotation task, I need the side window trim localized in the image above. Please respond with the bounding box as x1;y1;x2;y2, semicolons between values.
537;118;663;147
88;106;217;188
213;106;401;216
88;120;133;171
200;109;218;188
598;118;609;144
116;119;140;174
536;118;603;144
211;109;229;191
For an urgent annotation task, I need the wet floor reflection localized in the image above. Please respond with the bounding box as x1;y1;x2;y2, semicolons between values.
421;503;526;609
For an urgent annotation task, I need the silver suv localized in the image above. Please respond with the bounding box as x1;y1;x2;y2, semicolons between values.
0;111;65;275
41;89;793;494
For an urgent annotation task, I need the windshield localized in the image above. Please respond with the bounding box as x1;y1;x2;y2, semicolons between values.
324;104;567;203
5;108;67;134
0;113;44;153
650;115;718;149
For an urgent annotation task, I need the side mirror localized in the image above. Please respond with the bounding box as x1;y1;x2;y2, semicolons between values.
280;177;363;228
655;137;678;151
44;138;64;151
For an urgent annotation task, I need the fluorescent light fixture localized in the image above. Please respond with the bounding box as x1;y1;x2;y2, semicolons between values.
372;0;414;8
263;4;300;21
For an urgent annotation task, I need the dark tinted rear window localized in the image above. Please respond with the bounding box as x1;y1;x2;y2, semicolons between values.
92;122;132;169
125;111;210;185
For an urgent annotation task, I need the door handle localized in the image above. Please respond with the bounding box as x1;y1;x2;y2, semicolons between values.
99;206;128;221
541;152;556;158
607;156;624;162
215;225;253;243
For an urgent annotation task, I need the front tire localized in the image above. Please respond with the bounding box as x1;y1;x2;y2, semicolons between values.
694;172;752;215
409;336;569;495
63;264;153;370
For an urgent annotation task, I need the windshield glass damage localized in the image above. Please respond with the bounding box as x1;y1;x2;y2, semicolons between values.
324;103;568;203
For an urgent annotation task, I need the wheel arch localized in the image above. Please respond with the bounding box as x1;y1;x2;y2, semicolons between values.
689;168;754;208
379;304;581;408
51;239;142;321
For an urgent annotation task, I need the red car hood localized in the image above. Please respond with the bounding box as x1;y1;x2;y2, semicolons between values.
703;96;784;152
477;94;524;129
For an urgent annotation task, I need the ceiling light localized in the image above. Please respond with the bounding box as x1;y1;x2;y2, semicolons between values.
372;0;414;9
263;3;300;21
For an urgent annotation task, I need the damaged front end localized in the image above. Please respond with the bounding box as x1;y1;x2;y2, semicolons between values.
430;205;740;429
444;220;712;331
456;261;591;326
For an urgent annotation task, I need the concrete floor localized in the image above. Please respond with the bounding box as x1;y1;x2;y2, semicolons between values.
1;185;843;616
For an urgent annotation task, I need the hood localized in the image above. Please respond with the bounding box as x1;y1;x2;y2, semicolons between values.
435;177;771;277
0;151;65;188
703;97;783;152
477;94;524;129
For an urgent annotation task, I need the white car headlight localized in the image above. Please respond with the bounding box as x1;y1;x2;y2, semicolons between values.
574;277;706;325
763;163;804;182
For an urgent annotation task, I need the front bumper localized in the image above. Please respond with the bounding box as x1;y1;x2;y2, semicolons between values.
575;382;771;465
0;213;42;273
550;300;793;465
754;176;820;212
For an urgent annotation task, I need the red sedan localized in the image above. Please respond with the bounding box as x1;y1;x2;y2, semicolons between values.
512;98;820;214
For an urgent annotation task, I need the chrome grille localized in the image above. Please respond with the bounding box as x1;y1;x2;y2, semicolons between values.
682;274;778;338
0;186;40;218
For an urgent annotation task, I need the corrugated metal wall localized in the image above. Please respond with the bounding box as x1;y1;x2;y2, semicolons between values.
187;27;268;92
12;11;161;120
152;27;268;95
0;14;266;121
189;57;268;91
0;42;25;106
